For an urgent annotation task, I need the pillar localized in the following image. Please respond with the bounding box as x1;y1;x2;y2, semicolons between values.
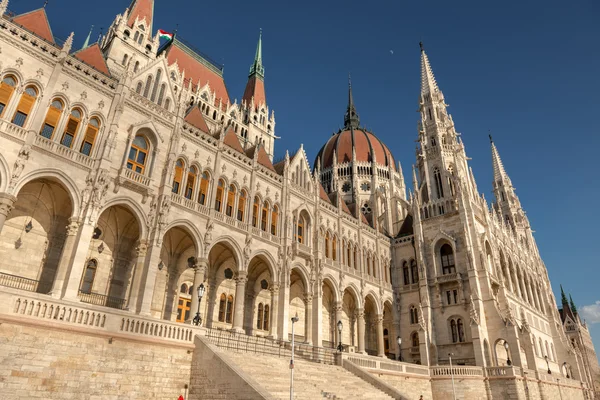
334;301;343;347
232;270;247;332
61;221;96;300
376;313;385;357
0;193;16;235
312;288;323;347
268;284;280;339
357;308;365;354
50;218;81;298
186;258;207;324
304;292;313;345
278;272;290;340
126;240;148;310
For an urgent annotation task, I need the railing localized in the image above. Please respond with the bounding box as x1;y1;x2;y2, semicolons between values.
122;167;151;186
486;366;521;377
78;290;126;310
120;317;194;342
206;327;337;365
0;272;39;292
343;353;430;376
0;120;27;140
13;296;107;328
33;135;94;168
431;365;484;377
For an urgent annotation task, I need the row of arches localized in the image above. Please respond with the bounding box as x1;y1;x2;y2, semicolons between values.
135;68;172;111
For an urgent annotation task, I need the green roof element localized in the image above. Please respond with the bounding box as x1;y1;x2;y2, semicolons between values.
570;294;577;314
249;29;264;79
82;25;93;49
560;285;568;305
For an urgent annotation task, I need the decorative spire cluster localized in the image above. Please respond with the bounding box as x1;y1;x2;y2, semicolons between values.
344;75;360;129
420;42;440;96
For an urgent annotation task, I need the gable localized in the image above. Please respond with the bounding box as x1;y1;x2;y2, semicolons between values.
12;9;54;44
128;0;154;31
73;44;110;76
184;106;210;133
223;127;244;154
256;145;275;172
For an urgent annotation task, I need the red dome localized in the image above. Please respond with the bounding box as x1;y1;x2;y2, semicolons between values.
315;128;396;172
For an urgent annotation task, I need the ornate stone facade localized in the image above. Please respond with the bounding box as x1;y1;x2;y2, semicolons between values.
0;1;597;399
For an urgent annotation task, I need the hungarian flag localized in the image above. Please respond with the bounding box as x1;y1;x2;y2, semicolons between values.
158;29;174;41
177;396;184;400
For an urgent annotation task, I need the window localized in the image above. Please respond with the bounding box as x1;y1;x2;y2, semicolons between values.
136;82;143;94
261;202;269;231
257;303;264;329
127;136;148;174
158;84;166;106
11;86;37;127
40;99;64;139
446;289;459;305
134;61;140;73
347;244;351;267
226;185;236;217
434;168;444;199
440;244;455;275
185;166;197;199
263;304;269;331
0;75;17;117
143;75;153;98
325;232;331;258
353;247;358;269
252;197;260;227
60;108;82;148
180;283;188;293
151;69;162;102
176;298;191;323
80;259;97;293
164;98;171;110
411;260;419;283
237;190;247;221
451;319;458;343
458;319;465;342
450;318;465;343
122;54;129;65
411;332;419;348
403;262;410;285
271;205;279;235
218;293;226;322
172;159;184;194
226;295;234;323
296;216;305;244
80;117;100;156
410;305;418;324
215;179;225;212
332;235;337;261
198;172;210;205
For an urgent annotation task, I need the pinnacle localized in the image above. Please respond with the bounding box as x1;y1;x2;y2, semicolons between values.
420;47;439;96
491;140;509;185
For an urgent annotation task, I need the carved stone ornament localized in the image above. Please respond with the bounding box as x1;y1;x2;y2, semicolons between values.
62;81;70;91
469;295;480;326
204;218;214;244
182;143;187;152
9;145;31;192
98;100;105;110
35;68;44;79
194;150;200;159
243;234;252;261
15;58;23;69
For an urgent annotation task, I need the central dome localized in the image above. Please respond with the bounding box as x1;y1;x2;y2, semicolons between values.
314;128;396;171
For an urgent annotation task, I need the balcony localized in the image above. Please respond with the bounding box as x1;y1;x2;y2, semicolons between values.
293;241;312;259
33;135;95;169
78;290;126;310
0;119;28;142
115;167;153;198
430;272;462;285
0;271;39;292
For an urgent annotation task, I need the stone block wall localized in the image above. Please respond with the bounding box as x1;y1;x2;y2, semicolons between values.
375;372;433;399
430;376;488;400
0;322;193;399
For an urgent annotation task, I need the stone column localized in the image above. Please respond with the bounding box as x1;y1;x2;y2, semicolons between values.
50;218;81;298
334;301;343;347
136;242;163;316
376;313;385;357
278;271;291;340
304;292;313;345
186;258;207;324
232;270;248;332
268;284;280;339
0;193;16;235
62;221;96;300
357;308;365;354
312;288;323;347
126;240;148;310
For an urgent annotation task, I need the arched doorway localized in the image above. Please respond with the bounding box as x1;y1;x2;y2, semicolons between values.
322;279;337;348
341;287;358;349
0;178;72;293
288;267;307;341
383;301;394;357
206;241;239;329
153;226;196;321
364;295;379;356
246;254;275;335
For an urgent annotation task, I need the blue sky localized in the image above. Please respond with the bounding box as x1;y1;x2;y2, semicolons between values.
15;0;600;355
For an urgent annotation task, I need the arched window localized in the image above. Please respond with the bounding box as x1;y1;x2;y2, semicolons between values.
440;244;455;275
138;34;144;44
325;232;331;258
332;235;337;261
263;304;270;330
411;260;419;284
545;341;550;361
11;86;37;127
271;205;279;235
133;31;139;42
434;168;444;199
451;319;458;343
0;75;17;117
151;69;162;102
347;243;351;267
237;189;247;221
172;159;184;194
218;293;226;322
215;179;225;212
127;135;149;174
180;283;188;293
261;201;269;231
134;61;140;73
353;247;358;269
226;295;234;323
157;83;166;106
403;261;410;285
410;305;418;324
164;98;171;110
457;318;465;342
40;99;64;139
80;259;97;293
143;75;153;98
198;172;210;205
185;166;197;200
135;82;143;94
226;185;236;217
60;108;82;148
296;215;305;244
122;54;129;66
539;338;544;357
366;253;371;275
80;117;100;156
257;303;264;330
411;332;419;348
252;196;260;227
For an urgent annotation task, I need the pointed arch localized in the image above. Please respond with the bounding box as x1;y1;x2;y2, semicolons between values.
14;168;81;217
98;197;148;239
290;262;310;289
206;236;243;267
343;283;363;309
322;274;340;303
364;291;382;315
163;219;204;258
247;249;278;279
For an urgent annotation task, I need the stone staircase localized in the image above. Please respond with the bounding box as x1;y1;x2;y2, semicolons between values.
221;349;395;400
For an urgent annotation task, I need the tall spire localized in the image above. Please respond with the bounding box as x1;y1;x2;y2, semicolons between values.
569;294;578;314
420;42;440;96
248;28;264;78
490;135;510;186
560;285;568;305
344;74;360;129
82;25;93;49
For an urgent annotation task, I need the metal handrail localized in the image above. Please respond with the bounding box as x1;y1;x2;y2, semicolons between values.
0;271;39;292
78;290;126;310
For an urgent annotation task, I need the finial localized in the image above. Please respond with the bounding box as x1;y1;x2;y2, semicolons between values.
0;0;8;15
82;25;93;50
62;32;74;54
419;41;424;52
489;132;493;144
174;23;179;36
43;0;49;8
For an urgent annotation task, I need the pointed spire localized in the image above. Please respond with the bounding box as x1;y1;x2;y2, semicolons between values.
420;42;440;96
560;285;568;305
82;25;93;49
62;32;74;54
344;74;360;129
248;29;264;78
490;136;511;186
0;0;8;16
569;294;578;314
